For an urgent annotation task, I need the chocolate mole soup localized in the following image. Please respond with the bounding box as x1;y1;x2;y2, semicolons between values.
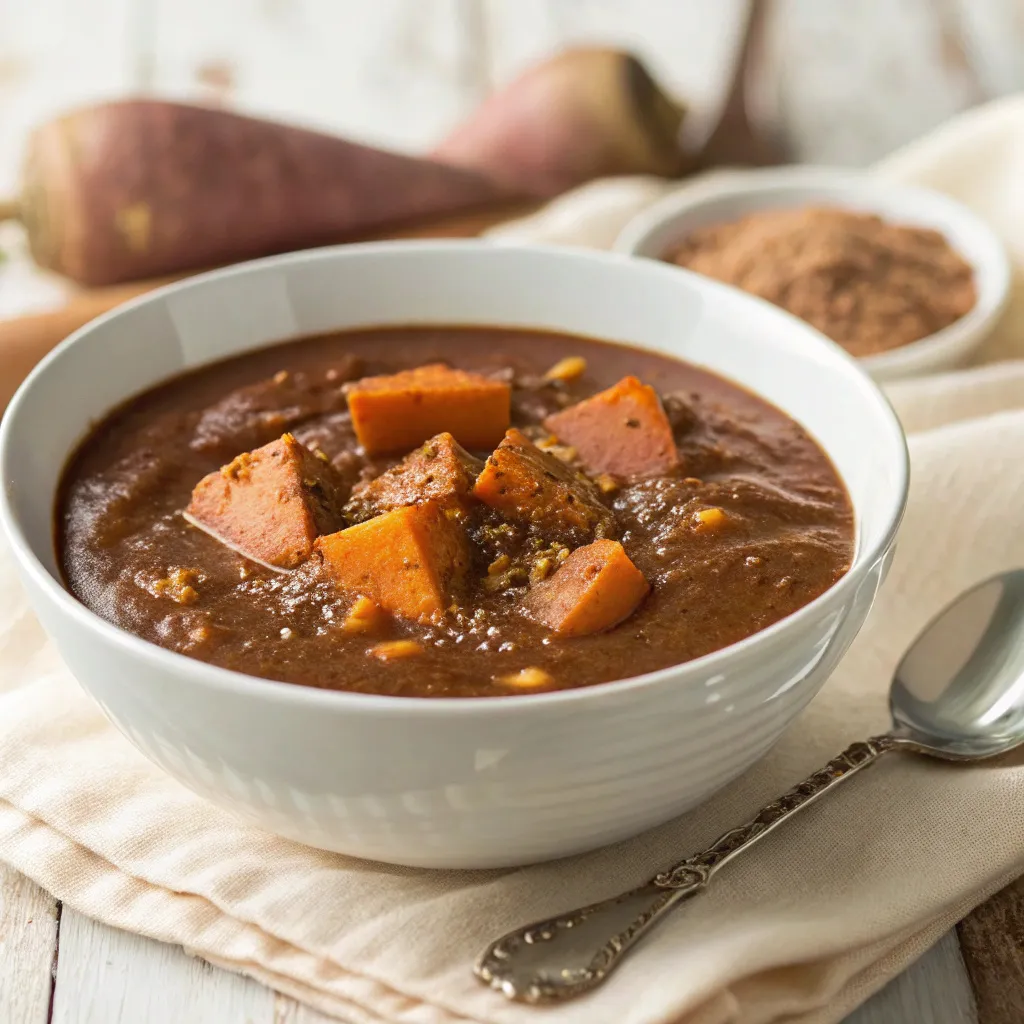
57;326;854;698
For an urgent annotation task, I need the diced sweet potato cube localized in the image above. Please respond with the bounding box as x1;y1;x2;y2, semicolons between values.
543;376;679;479
346;432;483;522
526;539;649;637
316;501;470;623
186;433;347;569
347;363;510;455
472;428;612;544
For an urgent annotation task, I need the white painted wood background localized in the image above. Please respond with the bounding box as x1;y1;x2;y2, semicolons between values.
1;1;1021;1021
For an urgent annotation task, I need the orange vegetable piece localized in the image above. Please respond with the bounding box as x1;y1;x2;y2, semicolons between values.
346;432;482;522
346;363;510;455
368;639;424;661
186;433;347;569
316;501;470;623
692;507;728;533
472;427;612;544
543;375;679;479
526;538;649;636
499;667;555;689
341;595;390;634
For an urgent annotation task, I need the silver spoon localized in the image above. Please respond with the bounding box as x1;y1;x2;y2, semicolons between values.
476;569;1024;1003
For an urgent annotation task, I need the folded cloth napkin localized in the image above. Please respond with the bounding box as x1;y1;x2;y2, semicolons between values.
4;96;1024;1024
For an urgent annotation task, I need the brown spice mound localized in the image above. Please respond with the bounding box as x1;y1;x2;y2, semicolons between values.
666;207;977;357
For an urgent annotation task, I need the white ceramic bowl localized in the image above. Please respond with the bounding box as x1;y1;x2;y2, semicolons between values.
614;166;1011;382
0;241;908;868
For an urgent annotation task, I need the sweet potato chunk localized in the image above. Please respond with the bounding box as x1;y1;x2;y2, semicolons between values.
472;428;612;544
526;539;649;636
543;375;679;479
186;433;347;569
347;363;510;455
346;432;483;522
316;501;469;623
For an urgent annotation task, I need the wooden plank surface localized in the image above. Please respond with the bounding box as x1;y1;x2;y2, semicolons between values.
958;876;1024;1024
49;908;337;1024
0;863;59;1024
147;0;485;150
848;931;977;1024
51;908;269;1024
0;0;136;197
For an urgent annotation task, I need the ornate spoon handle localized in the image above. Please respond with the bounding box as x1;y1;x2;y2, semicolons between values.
475;735;896;1003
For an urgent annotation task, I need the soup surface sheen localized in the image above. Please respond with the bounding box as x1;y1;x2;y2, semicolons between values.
58;327;854;698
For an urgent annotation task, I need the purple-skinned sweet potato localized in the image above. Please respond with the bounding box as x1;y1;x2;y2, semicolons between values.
432;48;686;198
17;100;505;286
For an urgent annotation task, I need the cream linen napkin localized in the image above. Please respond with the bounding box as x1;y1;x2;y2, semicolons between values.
4;98;1024;1024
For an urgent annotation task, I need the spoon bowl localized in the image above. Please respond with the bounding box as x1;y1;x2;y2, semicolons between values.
891;570;1024;760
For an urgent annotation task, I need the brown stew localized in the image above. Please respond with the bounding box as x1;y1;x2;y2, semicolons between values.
58;327;854;698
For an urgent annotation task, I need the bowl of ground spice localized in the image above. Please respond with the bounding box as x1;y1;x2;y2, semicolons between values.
615;168;1011;380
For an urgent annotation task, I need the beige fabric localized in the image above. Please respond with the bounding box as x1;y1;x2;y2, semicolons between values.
4;97;1024;1024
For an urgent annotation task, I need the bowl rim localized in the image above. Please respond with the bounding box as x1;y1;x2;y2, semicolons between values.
613;166;1013;377
0;239;910;717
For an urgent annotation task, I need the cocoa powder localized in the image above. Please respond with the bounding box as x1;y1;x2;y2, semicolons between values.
666;207;977;358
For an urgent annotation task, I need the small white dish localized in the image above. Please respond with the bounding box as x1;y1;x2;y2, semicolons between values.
614;166;1012;382
0;241;907;868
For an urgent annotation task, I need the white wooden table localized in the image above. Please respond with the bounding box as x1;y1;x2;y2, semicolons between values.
2;2;1021;1020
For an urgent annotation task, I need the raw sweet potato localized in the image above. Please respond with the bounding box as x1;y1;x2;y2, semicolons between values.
17;100;504;286
347;364;510;455
472;427;612;544
432;49;686;198
543;375;679;479
316;501;470;623
185;433;347;569
526;538;649;636
346;432;483;522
